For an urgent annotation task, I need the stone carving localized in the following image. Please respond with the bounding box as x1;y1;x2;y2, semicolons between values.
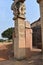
11;2;19;19
19;2;26;18
11;0;26;19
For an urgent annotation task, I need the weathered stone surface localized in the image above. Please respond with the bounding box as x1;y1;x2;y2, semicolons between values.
11;0;26;19
14;18;26;59
31;19;42;49
11;0;33;59
40;0;43;51
37;0;43;51
11;0;26;59
25;21;32;50
25;21;31;28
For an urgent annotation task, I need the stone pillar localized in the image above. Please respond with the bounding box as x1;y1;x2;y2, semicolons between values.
40;0;43;51
37;0;43;51
25;21;32;58
11;0;26;59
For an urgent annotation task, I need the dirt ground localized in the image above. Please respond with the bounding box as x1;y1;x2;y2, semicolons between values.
0;53;42;65
0;42;42;62
0;42;13;61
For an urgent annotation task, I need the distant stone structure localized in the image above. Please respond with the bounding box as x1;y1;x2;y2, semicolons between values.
11;0;32;59
31;18;42;49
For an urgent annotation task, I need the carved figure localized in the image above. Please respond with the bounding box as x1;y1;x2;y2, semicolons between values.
11;0;26;19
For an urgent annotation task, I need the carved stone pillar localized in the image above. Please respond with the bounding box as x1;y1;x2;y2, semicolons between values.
11;0;26;59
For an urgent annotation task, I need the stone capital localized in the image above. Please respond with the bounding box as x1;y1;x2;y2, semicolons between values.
11;0;26;19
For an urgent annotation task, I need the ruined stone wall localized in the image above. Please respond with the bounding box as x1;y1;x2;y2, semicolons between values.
31;20;42;49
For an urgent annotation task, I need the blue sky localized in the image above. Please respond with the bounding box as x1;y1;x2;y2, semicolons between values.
0;0;40;39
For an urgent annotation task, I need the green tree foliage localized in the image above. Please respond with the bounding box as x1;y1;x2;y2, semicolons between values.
0;39;6;42
2;27;14;40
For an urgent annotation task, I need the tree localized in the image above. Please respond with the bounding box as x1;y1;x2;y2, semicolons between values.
0;39;6;42
2;27;14;40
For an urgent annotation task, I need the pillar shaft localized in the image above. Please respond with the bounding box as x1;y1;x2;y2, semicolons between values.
14;18;25;59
